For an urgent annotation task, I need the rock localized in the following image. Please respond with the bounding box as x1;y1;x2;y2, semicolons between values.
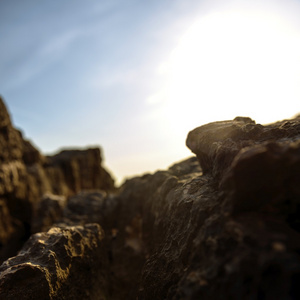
2;147;300;299
224;139;300;220
186;116;300;179
32;193;67;233
0;98;24;162
0;97;115;261
45;148;115;195
0;199;25;261
59;190;114;227
1;96;300;299
0;224;108;300
22;139;43;165
98;116;300;299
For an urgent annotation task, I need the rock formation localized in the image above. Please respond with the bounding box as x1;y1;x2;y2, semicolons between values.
0;97;115;262
0;224;108;300
0;97;299;299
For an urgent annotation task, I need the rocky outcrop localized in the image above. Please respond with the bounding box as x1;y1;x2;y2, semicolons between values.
0;97;115;262
31;193;67;233
1;96;300;300
0;224;108;300
45;148;114;196
186;116;300;180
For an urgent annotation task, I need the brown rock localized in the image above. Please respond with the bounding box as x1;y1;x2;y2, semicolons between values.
0;224;108;300
1;95;300;299
224;140;300;217
61;190;108;226
46;148;115;195
31;193;67;233
96;116;300;299
0;199;25;260
186;117;260;175
186;116;300;179
0;97;115;261
2;148;300;299
0;97;23;162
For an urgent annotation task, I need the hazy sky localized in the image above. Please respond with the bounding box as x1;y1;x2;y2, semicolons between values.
1;0;300;183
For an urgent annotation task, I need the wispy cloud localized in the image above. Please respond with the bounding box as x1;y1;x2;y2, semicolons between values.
2;30;83;91
39;30;82;57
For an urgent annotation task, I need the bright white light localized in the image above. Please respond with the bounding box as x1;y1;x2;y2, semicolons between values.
153;6;300;135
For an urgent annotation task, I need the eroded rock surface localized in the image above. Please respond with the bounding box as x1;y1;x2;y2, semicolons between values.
1;99;300;300
0;97;115;261
45;148;115;195
186;116;300;179
32;193;67;233
0;224;108;300
105;116;300;299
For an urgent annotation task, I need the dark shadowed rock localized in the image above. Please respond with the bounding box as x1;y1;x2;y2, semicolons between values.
0;198;25;260
101;116;300;299
186;116;300;179
225;139;300;218
0;97;23;162
1;95;300;299
32;193;67;233
22;139;43;165
61;190;110;226
2;147;300;299
46;148;115;195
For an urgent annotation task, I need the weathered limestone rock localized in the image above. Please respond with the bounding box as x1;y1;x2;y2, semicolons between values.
0;97;115;261
0;224;108;300
0;199;25;260
32;193;67;233
1;96;299;300
0;98;24;162
2;146;299;299
186;116;300;179
61;190;110;226
224;139;300;219
45;148;115;195
99;116;300;299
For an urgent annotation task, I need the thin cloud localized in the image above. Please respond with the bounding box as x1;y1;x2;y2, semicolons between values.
1;30;83;91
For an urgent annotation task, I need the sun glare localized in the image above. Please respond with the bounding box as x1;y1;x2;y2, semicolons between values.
157;7;300;135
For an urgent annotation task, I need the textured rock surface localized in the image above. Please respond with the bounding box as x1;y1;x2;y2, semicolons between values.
1;98;300;299
45;148;115;196
186;116;300;180
106;116;300;299
0;97;115;261
0;224;108;300
32;193;67;233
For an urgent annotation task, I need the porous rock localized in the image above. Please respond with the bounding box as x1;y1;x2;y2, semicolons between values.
1;98;300;299
186;116;300;179
45;148;115;195
99;116;300;299
0;97;115;261
225;139;300;219
0;224;108;300
31;193;67;233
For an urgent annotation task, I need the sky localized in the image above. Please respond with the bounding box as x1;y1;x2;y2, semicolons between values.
1;0;300;184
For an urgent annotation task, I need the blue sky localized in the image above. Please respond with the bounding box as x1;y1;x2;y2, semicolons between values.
1;0;300;183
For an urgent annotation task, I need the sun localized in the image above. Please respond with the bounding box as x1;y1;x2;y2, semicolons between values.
159;6;300;135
